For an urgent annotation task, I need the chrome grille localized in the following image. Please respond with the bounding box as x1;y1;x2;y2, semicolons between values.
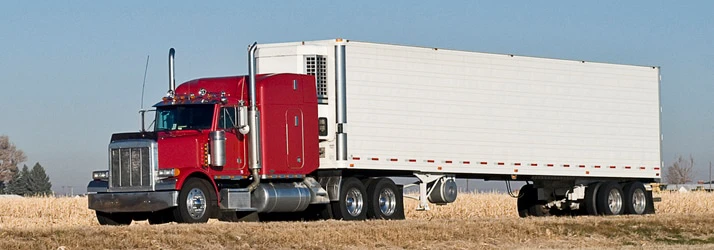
108;140;156;191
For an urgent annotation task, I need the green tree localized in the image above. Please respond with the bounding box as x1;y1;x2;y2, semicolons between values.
28;162;52;196
6;164;29;196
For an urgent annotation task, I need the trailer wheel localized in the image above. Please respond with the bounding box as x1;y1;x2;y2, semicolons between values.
623;182;648;215
331;177;367;220
517;184;549;217
173;178;214;223
583;182;601;216
96;211;132;226
365;178;405;220
596;182;624;215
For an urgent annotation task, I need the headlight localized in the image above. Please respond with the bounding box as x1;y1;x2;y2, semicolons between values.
92;170;109;181
157;168;180;178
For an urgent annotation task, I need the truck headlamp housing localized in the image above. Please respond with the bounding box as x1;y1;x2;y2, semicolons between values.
92;170;109;181
157;168;180;178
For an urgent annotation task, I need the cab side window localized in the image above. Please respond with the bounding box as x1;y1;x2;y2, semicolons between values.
218;107;237;129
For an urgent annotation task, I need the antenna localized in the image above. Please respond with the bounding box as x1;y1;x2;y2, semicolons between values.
140;55;150;109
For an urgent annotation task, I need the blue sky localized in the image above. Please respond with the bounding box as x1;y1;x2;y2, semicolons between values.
1;1;713;193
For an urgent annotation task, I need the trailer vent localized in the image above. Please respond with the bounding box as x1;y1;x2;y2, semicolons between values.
305;55;328;103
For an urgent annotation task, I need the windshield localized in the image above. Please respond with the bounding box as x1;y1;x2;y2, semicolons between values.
154;104;214;131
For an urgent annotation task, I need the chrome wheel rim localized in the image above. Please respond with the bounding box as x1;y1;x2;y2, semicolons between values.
632;189;647;214
345;187;364;217
608;188;623;214
378;188;397;216
186;187;207;219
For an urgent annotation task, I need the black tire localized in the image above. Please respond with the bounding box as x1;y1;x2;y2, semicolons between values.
148;209;175;225
623;182;648;215
596;182;624;215
365;178;405;220
584;182;601;216
96;211;132;226
331;177;367;220
172;178;215;223
517;184;549;217
218;211;260;222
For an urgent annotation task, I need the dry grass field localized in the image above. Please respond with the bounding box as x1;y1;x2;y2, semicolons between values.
1;192;714;249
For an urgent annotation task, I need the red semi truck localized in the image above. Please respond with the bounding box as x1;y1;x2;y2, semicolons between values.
88;39;660;225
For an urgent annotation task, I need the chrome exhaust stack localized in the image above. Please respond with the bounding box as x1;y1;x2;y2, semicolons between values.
168;48;176;97
246;42;262;191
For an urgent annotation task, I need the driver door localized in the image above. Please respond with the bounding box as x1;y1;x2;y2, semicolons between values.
217;107;247;175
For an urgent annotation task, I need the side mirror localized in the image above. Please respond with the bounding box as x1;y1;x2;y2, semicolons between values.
236;106;249;134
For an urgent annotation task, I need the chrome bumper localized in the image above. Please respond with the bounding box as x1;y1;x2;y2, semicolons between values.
88;191;179;213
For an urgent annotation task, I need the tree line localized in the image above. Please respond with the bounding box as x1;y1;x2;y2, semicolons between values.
0;135;52;196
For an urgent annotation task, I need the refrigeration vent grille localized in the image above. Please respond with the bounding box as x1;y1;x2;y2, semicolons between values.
305;55;327;102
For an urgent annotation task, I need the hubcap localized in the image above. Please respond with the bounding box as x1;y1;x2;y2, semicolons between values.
186;187;207;219
607;188;623;214
378;188;397;216
632;189;647;214
345;187;364;217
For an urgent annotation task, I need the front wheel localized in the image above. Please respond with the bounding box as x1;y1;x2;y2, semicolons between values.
96;211;132;226
173;178;215;223
331;177;367;220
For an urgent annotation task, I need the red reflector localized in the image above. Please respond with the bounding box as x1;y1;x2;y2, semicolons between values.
497;162;504;165
514;163;521;166
594;166;601;169
463;161;471;164
352;157;360;160
389;158;398;162
640;166;646;170
427;160;435;163
408;159;417;162
609;166;616;169
445;160;453;164
625;166;632;169
480;162;488;165
563;164;570;168
530;163;537;166
371;158;379;161
547;164;553;167
656;173;660;176
654;167;661;170
579;165;585;168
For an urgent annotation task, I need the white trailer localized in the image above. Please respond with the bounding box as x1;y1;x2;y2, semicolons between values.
256;39;661;217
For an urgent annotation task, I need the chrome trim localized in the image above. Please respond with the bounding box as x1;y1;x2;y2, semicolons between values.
214;175;246;180
155;178;177;191
247;42;262;192
88;191;179;213
107;139;157;192
168;48;176;96
335;42;348;160
260;174;305;179
318;176;342;201
87;180;108;194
